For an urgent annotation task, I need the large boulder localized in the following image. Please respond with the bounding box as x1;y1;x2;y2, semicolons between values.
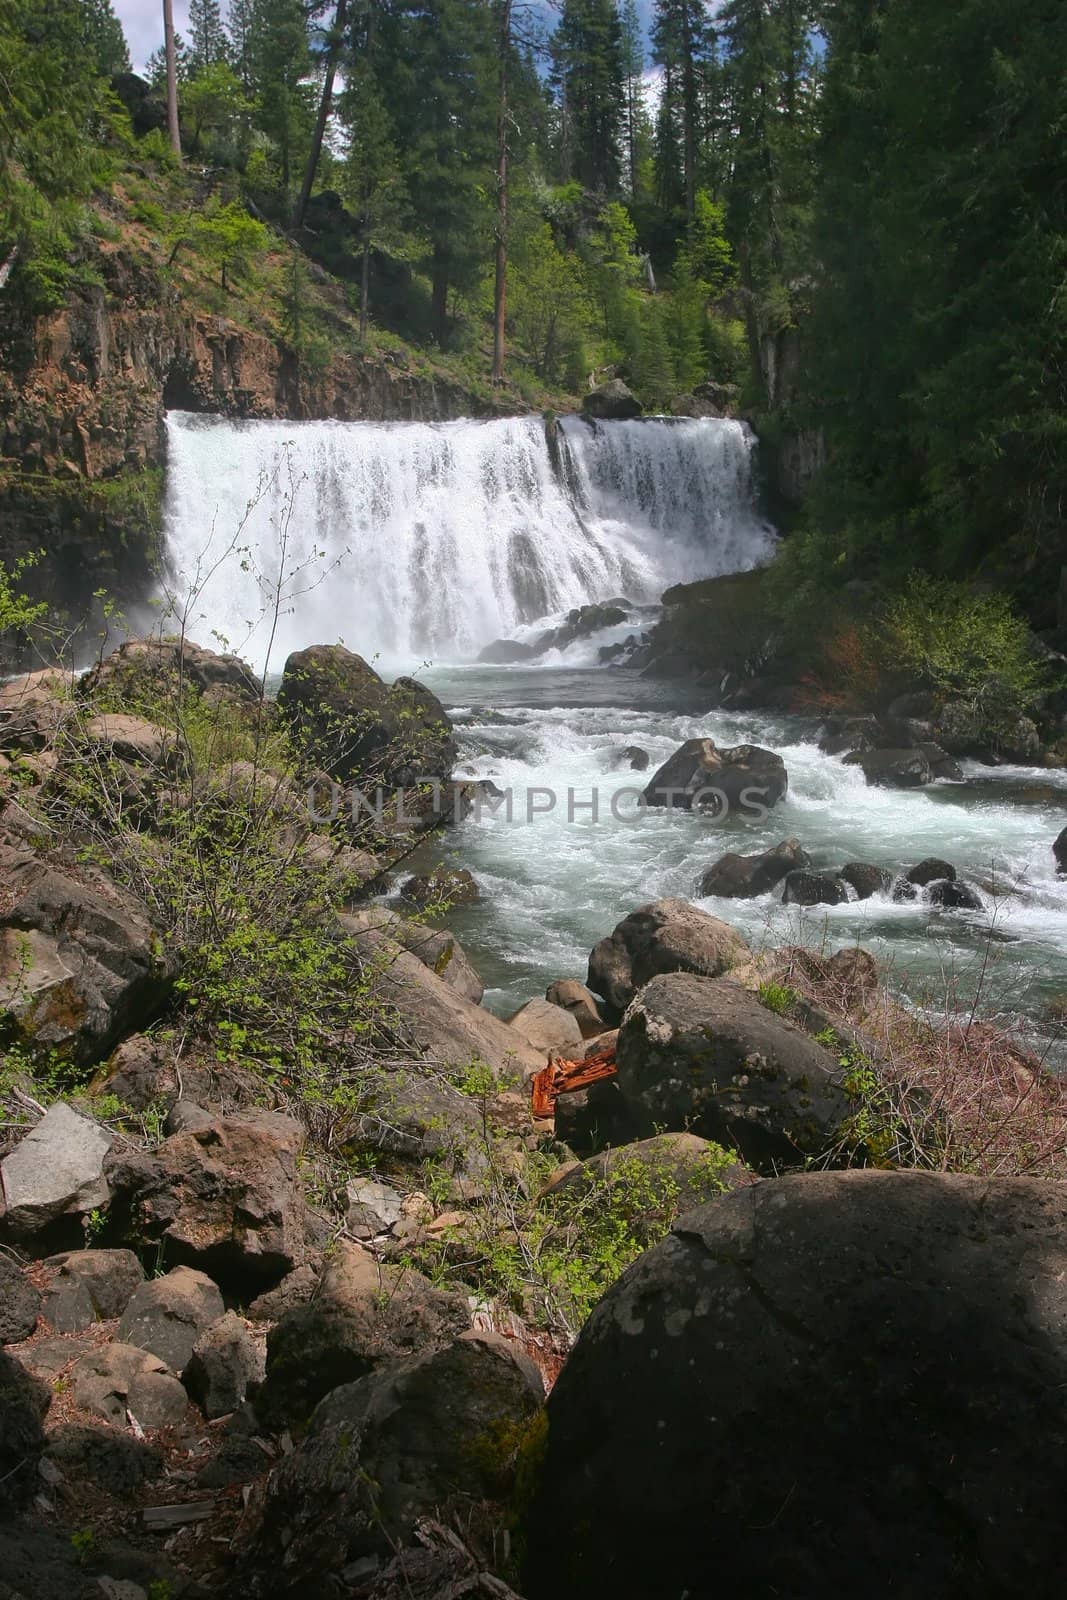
183;1312;264;1419
524;1171;1067;1600
252;1333;543;1589
341;907;484;1003
935;699;1043;764
843;747;932;787
259;1240;470;1427
839;862;893;900
614;972;851;1169
38;1248;144;1332
104;1113;306;1292
0;1254;40;1343
118;1265;225;1372
80;636;262;707
0;849;175;1067
582;379;642;419
0;668;75;752
781;869;850;907
586;899;749;1020
545;979;604;1038
506;997;584;1056
71;1342;190;1429
0;1348;48;1510
1;1102;112;1238
699;838;809;899
545;1132;754;1240
643;738;788;814
277;645;455;786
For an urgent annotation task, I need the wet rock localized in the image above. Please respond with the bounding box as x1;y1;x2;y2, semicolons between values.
615;972;851;1170
39;1249;144;1332
1054;826;1066;873
72;1343;189;1429
117;1265;225;1372
620;745;650;771
582;378;642;419
506;997;583;1055
839;862;893;900
476;638;537;664
544;979;605;1038
927;879;984;912
781;869;850;907
259;1240;470;1427
908;857;957;886
0;1254;40;1343
699;839;809;899
104;1113;306;1291
0;1348;49;1510
251;1333;543;1588
920;742;965;781
0;1102;112;1237
843;747;932;788
183;1312;264;1419
523;1171;1067;1600
400;867;479;907
818;714;881;756
643;738;788;813
0;852;174;1068
277;645;455;787
587;898;750;1020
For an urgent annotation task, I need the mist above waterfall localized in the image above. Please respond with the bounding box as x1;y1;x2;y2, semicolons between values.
163;412;774;671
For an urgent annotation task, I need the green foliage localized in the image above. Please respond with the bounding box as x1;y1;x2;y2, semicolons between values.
880;575;1046;715
758;980;797;1016
183;62;254;160
508;222;594;383
0;553;48;636
172;199;268;290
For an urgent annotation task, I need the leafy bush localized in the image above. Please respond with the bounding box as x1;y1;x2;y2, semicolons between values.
880;573;1045;713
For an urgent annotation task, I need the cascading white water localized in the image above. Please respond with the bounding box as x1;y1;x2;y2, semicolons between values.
163;411;774;669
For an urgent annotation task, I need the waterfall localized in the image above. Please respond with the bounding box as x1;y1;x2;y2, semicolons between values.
162;411;775;670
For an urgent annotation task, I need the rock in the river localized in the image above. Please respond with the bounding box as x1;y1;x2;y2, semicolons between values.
620;744;650;771
0;1254;40;1343
506;997;584;1055
39;1249;145;1332
587;898;750;1020
928;878;984;911
400;866;479;906
920;742;965;781
700;839;809;899
1;1102;112;1237
843;747;932;788
781;869;850;907
935;699;1043;764
1054;826;1067;874
582;378;642;419
72;1343;189;1429
104;1113;306;1291
251;1333;543;1589
545;979;605;1038
277;645;455;786
818;714;881;756
183;1312;264;1419
643;738;788;813
838;862;893;900
523;1170;1067;1600
908;857;957;886
615;973;851;1169
0;849;175;1067
118;1266;225;1372
259;1240;470;1427
476;638;537;664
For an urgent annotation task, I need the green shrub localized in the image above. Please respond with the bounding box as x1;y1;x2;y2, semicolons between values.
880;573;1045;714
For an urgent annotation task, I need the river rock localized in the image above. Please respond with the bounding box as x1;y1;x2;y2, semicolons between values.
39;1248;145;1332
0;849;175;1067
104;1113;306;1291
506;997;583;1055
400;866;479;906
259;1240;470;1427
615;973;851;1170
81;636;262;707
920;742;965;781
545;978;604;1038
838;862;893;900
1054;826;1067;873
643;738;788;813
251;1332;543;1588
0;1254;40;1343
620;744;650;771
118;1266;225;1372
72;1342;189;1429
476;638;537;664
781;869;850;907
587;898;750;1020
183;1312;264;1419
843;747;932;787
699;838;809;898
0;1102;113;1237
523;1170;1067;1600
818;714;881;756
582;378;642;419
342;907;484;1003
277;645;455;786
928;878;984;911
935;699;1043;764
909;857;957;886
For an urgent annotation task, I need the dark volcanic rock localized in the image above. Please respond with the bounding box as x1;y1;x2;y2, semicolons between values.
0;1348;49;1510
643;738;788;813
699;838;809;899
1054;826;1067;874
908;857;957;886
524;1170;1067;1600
0;1255;40;1343
615;972;851;1170
839;862;893;900
581;379;642;419
927;878;984;912
843;747;932;788
117;1266;225;1373
39;1248;144;1332
782;869;850;907
586;898;750;1019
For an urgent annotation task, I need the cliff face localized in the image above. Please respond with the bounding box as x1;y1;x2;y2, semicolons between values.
0;247;519;656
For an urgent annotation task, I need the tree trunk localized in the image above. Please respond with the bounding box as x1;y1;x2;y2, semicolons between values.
431;246;449;343
292;0;348;229
0;247;18;296
360;238;370;340
491;0;513;385
163;0;182;159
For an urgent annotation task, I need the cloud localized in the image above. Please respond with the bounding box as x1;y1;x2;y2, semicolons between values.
112;0;191;75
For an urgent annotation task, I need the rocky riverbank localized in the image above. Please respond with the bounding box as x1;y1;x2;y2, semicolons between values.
2;633;1067;1598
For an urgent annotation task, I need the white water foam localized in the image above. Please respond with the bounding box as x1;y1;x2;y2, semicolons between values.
162;412;774;671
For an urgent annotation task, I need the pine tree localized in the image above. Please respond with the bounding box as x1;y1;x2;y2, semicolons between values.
340;64;408;336
552;0;625;195
188;0;230;76
618;0;645;198
651;0;712;218
248;0;313;191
